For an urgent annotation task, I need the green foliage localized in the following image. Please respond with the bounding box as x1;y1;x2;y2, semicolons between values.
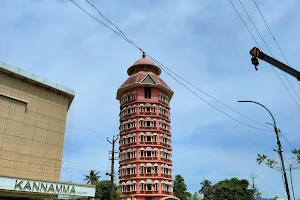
84;170;100;185
173;174;190;200
253;187;262;198
199;179;213;199
94;180;121;200
199;177;260;200
256;154;281;172
292;149;300;162
188;192;201;200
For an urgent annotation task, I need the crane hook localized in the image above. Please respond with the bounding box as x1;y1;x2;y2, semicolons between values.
251;56;259;71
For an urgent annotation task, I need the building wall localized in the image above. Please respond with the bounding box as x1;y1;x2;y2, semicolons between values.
0;72;70;182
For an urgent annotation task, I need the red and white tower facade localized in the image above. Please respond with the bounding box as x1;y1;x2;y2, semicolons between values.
116;53;174;200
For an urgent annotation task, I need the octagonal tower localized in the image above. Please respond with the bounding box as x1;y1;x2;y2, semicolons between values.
116;53;174;200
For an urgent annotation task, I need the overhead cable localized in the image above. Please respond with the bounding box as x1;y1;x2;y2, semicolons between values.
250;0;300;109
69;0;272;131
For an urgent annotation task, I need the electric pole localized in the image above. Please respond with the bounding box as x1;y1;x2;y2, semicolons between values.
275;128;291;200
107;135;119;200
238;100;291;200
250;172;257;199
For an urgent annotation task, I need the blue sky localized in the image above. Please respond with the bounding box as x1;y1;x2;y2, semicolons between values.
1;0;300;198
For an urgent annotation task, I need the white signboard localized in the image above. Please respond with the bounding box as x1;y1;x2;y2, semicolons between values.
0;177;95;197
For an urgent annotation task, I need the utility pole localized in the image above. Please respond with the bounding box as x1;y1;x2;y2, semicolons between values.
250;172;257;199
289;164;296;200
274;128;291;200
107;135;119;200
238;100;291;200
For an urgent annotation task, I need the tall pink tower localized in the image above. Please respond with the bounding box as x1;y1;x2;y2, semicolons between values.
116;53;174;200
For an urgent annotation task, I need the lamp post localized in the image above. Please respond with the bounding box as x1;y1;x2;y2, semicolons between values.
237;100;291;200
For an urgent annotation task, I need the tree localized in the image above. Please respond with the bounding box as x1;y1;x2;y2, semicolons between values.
188;192;201;200
173;174;190;200
257;150;300;200
253;187;262;198
94;180;122;200
199;178;258;200
199;179;213;199
84;170;100;185
212;178;253;200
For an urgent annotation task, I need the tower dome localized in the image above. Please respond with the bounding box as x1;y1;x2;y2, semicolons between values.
117;53;173;101
127;52;162;76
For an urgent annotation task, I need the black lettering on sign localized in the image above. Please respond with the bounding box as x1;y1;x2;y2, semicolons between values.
14;180;23;190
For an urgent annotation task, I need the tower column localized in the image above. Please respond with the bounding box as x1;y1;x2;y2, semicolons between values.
117;55;174;200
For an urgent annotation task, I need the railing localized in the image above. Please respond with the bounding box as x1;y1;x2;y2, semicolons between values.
120;112;137;120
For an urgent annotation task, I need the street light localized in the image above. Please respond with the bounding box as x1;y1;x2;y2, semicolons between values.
237;100;291;200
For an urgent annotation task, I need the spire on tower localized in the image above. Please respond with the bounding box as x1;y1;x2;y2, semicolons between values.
142;51;146;58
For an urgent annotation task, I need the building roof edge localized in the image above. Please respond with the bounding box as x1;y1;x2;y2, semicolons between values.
0;60;75;98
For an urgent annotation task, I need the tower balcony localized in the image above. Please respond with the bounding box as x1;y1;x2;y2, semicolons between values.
158;113;170;120
160;142;172;148
139;191;160;195
161;174;172;179
119;157;137;164
143;141;158;145
162;191;173;195
159;128;170;134
119;173;137;179
140;125;157;130
120;142;137;148
139;111;157;116
120;112;137;120
120;127;137;134
139;156;158;161
160;158;172;163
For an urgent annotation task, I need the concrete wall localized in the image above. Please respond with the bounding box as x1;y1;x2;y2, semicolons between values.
0;72;71;182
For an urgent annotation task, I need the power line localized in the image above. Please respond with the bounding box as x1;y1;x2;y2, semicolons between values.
78;0;274;131
238;0;270;53
69;0;272;131
85;0;126;38
147;57;270;131
228;0;261;49
229;0;299;150
257;175;286;197
251;0;300;109
232;0;300;110
0;102;109;136
279;131;297;151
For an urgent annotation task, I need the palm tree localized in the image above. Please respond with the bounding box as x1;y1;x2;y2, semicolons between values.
84;170;100;185
199;179;212;199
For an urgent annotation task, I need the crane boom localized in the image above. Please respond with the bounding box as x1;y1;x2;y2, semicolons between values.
250;47;300;81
